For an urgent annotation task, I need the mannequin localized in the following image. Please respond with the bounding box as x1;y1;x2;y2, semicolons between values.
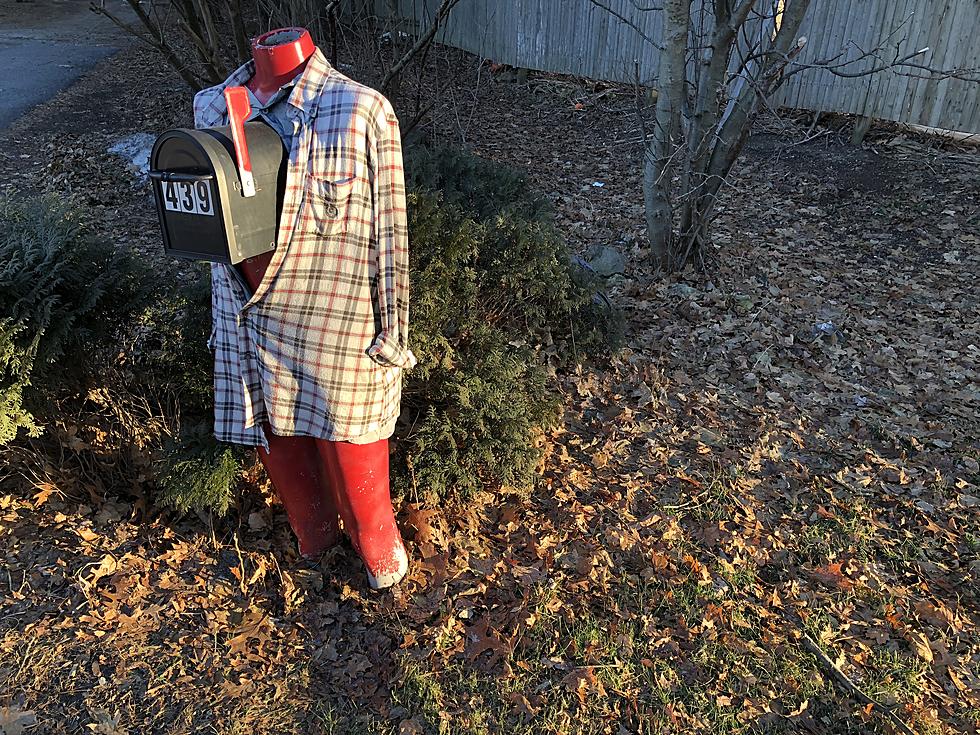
248;27;316;104
238;27;315;290
231;28;409;588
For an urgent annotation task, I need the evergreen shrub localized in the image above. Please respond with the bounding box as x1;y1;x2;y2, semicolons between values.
156;424;243;515
0;196;148;444
153;145;620;510
131;265;249;515
132;264;213;416
404;144;551;222
397;145;621;497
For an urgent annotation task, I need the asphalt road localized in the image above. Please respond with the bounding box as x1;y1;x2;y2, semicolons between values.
0;0;131;129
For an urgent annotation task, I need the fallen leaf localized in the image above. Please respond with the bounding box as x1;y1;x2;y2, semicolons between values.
811;562;856;591
0;704;37;735
399;718;424;735
464;618;511;669
905;630;934;663
561;666;606;705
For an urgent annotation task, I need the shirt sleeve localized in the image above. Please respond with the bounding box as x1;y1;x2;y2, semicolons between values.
366;97;417;370
193;88;211;129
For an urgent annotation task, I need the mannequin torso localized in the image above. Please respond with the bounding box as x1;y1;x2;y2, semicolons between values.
247;27;316;105
239;27;316;291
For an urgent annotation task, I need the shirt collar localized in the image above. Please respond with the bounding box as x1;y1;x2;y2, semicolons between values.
284;48;335;117
217;47;334;120
247;82;294;111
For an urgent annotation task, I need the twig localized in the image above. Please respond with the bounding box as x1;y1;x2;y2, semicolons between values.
798;632;918;735
586;0;664;49
381;0;462;92
785;128;830;147
232;530;248;595
805;109;822;137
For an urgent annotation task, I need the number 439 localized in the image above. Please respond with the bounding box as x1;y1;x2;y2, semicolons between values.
162;179;214;216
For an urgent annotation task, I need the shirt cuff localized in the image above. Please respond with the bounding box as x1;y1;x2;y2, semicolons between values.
367;330;417;369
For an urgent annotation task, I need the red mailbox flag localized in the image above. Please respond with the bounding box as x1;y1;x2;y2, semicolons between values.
224;86;256;198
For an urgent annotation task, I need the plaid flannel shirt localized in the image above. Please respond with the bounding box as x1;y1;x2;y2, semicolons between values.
193;49;415;449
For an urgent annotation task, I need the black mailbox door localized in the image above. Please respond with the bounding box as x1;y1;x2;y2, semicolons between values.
151;131;232;263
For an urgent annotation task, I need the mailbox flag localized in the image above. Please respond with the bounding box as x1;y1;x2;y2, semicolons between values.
225;86;257;198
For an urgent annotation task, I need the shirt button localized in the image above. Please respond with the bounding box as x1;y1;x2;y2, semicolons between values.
325;204;338;218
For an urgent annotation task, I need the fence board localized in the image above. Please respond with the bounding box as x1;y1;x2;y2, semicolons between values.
377;0;980;133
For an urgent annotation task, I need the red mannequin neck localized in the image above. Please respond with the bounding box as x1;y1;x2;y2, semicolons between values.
248;27;315;103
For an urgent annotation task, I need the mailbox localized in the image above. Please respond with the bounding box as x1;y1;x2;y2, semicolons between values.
149;121;286;264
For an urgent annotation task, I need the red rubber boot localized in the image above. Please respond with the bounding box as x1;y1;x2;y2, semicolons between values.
317;439;408;589
257;428;340;558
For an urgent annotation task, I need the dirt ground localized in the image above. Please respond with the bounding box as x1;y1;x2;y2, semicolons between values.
1;26;979;735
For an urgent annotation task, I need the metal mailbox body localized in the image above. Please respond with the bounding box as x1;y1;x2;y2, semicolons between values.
150;121;287;264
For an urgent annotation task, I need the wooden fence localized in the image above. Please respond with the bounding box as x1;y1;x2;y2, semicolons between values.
376;0;980;134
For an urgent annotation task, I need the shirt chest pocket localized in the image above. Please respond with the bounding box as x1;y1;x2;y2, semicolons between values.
303;174;356;235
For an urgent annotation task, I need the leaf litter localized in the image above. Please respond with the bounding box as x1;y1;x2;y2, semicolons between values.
0;40;978;735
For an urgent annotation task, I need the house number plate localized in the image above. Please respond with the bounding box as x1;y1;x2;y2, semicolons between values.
161;179;215;216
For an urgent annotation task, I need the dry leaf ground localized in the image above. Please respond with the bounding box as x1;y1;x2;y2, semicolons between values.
1;32;978;735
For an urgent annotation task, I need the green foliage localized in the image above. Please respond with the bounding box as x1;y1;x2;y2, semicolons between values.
152;145;621;510
477;208;623;352
404;144;551;222
132;264;213;416
131;266;249;515
402;192;561;497
406;325;558;497
156;426;246;515
0;195;148;444
0;320;36;445
406;146;621;357
399;144;621;496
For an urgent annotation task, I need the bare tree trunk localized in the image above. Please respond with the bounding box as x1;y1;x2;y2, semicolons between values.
670;0;809;267
678;1;754;248
645;0;691;267
700;0;810;209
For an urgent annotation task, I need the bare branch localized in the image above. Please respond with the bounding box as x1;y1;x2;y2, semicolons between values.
714;0;731;25
625;0;663;10
774;9;977;84
381;0;463;92
799;633;918;735
221;0;250;61
587;0;665;49
89;0;205;90
784;48;978;82
192;0;227;75
730;0;758;28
